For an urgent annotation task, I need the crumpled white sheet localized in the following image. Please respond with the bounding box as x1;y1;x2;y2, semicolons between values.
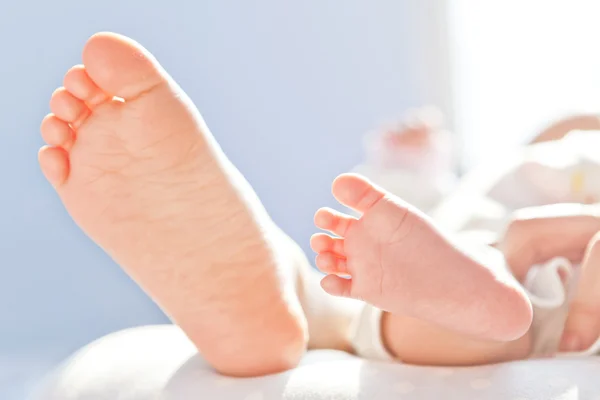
432;130;600;236
525;258;600;358
32;324;600;400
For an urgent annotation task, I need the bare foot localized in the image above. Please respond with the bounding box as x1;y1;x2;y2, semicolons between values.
311;173;532;341
38;32;306;376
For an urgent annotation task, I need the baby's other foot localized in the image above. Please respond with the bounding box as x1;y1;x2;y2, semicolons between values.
311;173;532;341
39;33;306;376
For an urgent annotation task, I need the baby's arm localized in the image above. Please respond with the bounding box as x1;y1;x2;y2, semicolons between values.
530;114;600;144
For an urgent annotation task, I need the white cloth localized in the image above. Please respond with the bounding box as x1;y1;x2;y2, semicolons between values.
32;325;600;400
432;130;600;236
489;131;600;209
526;258;600;358
349;303;394;361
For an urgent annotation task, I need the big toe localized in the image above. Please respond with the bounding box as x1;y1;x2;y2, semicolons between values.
331;173;386;213
82;32;168;100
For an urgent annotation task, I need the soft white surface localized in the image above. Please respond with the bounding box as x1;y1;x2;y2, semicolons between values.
33;325;600;400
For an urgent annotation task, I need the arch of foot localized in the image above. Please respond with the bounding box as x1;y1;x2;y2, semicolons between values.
32;325;600;400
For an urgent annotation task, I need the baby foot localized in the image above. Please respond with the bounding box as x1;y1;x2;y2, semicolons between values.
311;173;532;341
38;33;306;376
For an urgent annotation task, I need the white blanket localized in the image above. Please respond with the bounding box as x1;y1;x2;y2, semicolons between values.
33;325;600;400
